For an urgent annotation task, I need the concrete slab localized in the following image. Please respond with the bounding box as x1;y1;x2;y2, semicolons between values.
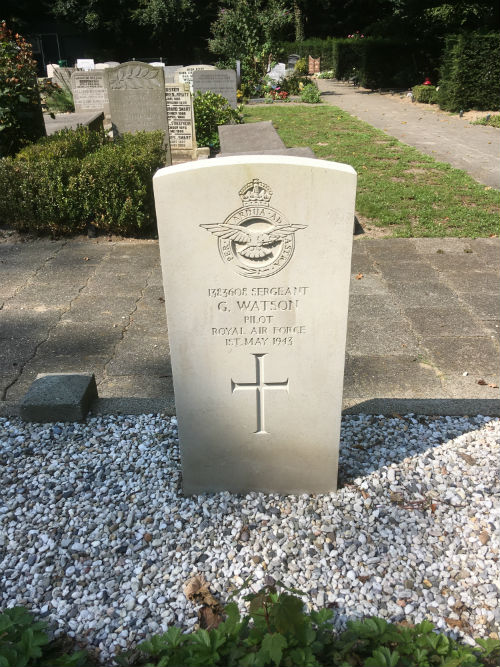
0;237;498;416
218;121;285;153
19;373;98;422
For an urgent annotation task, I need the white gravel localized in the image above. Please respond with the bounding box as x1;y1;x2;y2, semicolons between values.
1;413;499;663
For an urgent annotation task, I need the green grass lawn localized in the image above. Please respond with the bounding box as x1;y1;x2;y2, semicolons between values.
243;105;500;238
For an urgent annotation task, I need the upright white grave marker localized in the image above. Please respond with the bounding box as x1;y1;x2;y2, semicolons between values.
154;156;356;494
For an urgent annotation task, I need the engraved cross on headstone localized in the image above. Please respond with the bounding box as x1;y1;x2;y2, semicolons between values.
231;353;289;434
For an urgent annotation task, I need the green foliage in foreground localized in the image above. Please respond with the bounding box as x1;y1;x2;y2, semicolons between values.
2;584;499;667
117;583;500;667
193;90;243;150
244;105;500;238
412;85;439;105
0;128;167;236
472;115;500;128
0;606;87;666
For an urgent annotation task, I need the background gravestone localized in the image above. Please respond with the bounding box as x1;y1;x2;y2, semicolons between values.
165;83;196;160
163;66;181;83
51;66;75;93
76;58;95;71
105;61;170;152
192;69;237;108
267;62;286;83
175;64;216;92
71;70;109;114
153;156;357;494
308;56;321;74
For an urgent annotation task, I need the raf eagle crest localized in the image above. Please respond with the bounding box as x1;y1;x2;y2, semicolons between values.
200;178;307;278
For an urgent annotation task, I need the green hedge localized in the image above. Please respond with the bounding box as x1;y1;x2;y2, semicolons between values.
0;127;166;236
412;84;439;104
279;38;435;89
438;33;500;112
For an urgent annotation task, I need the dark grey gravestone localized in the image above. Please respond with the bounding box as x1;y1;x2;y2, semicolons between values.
192;69;237;108
20;373;98;422
218;121;285;153
105;61;170;149
71;71;109;113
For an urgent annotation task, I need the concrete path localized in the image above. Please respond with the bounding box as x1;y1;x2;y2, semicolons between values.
316;80;500;189
1;237;498;417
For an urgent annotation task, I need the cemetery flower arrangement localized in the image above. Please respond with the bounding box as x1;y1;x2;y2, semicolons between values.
0;22;43;157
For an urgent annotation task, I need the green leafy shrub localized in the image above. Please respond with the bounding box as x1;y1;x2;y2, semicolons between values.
117;582;500;667
438;32;500;112
0;22;46;157
0;606;87;666
472;114;500;127
300;83;321;104
193;90;243;150
77;131;166;235
412;84;439;104
0;128;166;236
293;58;308;75
16;126;107;161
279;73;309;96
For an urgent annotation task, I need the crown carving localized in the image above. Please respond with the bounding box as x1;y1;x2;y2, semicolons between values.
239;179;273;206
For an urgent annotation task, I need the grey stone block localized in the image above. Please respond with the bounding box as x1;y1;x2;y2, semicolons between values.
218;121;285;153
20;373;98;422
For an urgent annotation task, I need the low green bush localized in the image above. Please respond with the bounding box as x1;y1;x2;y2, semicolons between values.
193;90;243;150
0;128;166;236
44;87;75;113
116;582;500;667
78;131;166;235
293;58;308;75
0;606;87;666
300;83;321;104
412;84;439;104
317;70;335;79
16;126;107;162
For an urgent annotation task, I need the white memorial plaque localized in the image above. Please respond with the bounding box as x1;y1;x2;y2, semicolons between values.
154;156;357;494
76;59;95;71
165;83;195;151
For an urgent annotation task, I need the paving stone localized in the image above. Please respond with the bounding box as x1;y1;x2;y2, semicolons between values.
405;307;482;337
457;292;500;320
386;281;459;307
19;372;98;422
37;324;122;358
97;374;173;399
423;337;500;377
442;270;498;294
348;293;401;319
348;356;443;398
105;336;171;376
349;273;391;295
373;260;439;283
413;238;474;255
346;316;419;355
366;238;418;261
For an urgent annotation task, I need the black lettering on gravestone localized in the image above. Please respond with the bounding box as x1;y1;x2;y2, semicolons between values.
105;62;171;154
192;69;237;108
165;83;196;156
71;71;109;113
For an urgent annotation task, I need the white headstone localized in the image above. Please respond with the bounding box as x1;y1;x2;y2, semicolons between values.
267;62;286;83
76;59;95;71
175;65;216;92
95;63;111;70
153;156;357;494
71;70;109;113
165;83;196;154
